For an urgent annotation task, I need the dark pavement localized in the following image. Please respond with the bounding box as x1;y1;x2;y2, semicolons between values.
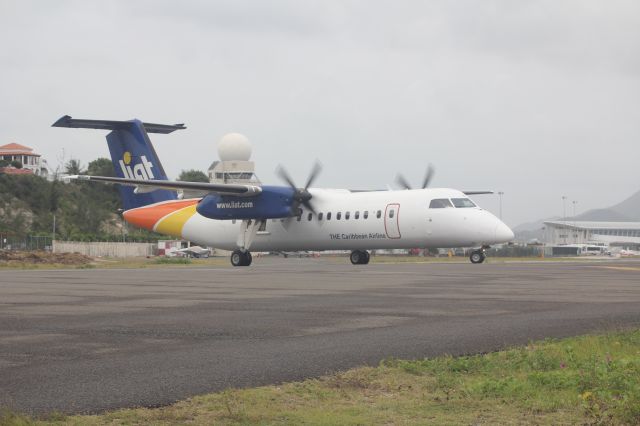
1;258;639;414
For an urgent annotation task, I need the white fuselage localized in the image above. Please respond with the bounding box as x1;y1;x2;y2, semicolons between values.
178;188;514;251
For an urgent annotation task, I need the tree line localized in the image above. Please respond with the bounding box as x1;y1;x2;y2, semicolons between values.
0;157;208;241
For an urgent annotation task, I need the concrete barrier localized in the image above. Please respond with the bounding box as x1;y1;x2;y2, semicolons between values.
53;241;156;258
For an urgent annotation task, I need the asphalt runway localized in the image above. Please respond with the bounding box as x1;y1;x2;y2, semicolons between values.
1;258;640;414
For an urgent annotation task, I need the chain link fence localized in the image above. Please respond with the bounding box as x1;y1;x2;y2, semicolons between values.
0;234;53;251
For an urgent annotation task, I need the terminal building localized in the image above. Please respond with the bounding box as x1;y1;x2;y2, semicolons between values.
543;221;640;250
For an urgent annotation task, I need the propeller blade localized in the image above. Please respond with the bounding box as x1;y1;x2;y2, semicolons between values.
422;164;435;189
276;165;297;190
302;200;317;215
395;174;412;190
304;161;322;190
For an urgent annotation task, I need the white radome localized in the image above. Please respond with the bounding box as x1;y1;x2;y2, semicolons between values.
218;133;252;161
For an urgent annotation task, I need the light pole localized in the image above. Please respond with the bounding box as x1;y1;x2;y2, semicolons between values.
572;200;578;218
561;195;567;220
498;191;504;220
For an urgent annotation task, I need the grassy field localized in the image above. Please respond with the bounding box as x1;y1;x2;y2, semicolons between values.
3;329;640;425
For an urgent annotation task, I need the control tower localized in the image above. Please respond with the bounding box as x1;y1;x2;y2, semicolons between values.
207;133;260;184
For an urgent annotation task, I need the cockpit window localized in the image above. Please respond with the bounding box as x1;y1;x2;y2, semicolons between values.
451;198;476;208
429;198;454;209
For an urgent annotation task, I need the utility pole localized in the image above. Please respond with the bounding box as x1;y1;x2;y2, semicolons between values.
498;191;504;220
561;195;568;245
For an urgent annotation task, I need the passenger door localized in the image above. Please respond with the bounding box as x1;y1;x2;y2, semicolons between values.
384;203;401;239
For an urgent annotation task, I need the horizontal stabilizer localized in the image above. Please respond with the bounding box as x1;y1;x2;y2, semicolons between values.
52;115;186;134
66;175;262;197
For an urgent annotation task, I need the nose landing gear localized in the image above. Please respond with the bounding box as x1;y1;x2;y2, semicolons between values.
350;250;370;265
231;249;252;267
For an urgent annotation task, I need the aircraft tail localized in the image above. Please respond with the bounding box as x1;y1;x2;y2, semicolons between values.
52;116;185;210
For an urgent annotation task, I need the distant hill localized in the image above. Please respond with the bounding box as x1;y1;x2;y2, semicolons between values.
572;208;633;222
610;190;640;220
515;189;640;240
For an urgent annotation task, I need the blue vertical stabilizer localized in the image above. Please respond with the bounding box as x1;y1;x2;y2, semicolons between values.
52;116;185;210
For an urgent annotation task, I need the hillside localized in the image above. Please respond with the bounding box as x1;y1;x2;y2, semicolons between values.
610;189;640;220
0;173;121;239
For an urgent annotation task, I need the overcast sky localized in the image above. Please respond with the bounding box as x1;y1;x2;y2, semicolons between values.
1;0;639;226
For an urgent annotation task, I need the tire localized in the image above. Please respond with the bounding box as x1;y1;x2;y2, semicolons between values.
470;250;485;264
363;251;370;264
231;250;252;267
231;250;243;267
350;250;362;265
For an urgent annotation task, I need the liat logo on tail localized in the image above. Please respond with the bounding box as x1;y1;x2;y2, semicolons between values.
119;151;155;180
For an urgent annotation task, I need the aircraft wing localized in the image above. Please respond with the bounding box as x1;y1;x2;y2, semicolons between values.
66;175;262;197
349;189;494;195
463;191;494;195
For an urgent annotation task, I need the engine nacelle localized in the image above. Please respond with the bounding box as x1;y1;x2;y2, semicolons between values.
196;185;296;220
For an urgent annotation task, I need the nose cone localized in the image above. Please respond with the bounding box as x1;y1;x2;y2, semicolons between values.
495;221;515;242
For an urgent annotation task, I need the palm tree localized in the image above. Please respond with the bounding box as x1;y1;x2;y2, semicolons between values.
65;159;84;175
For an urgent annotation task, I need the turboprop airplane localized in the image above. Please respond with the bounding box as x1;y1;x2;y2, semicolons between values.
52;115;514;267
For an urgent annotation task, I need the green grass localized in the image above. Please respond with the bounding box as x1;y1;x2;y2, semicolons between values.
151;257;192;265
3;329;640;425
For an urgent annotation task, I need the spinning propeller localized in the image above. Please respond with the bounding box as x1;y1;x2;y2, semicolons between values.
276;161;322;214
395;164;435;190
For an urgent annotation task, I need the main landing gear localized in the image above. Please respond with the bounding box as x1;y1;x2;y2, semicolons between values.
469;248;487;264
230;219;261;267
231;249;252;267
350;250;370;265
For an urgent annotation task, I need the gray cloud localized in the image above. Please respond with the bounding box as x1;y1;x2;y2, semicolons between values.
1;0;639;226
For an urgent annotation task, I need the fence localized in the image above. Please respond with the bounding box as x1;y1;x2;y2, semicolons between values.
0;234;52;251
53;241;156;258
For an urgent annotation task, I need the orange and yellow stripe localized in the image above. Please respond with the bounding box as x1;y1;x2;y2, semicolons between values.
123;199;199;238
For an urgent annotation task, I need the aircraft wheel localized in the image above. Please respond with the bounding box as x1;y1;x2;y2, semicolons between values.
350;250;369;265
469;250;486;264
231;250;252;267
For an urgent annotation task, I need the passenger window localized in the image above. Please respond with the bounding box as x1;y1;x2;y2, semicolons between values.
429;198;453;209
345;211;350;220
389;209;395;218
376;210;381;219
337;212;342;220
318;212;323;220
307;212;313;221
258;220;267;231
451;198;476;208
232;219;236;224
327;212;332;220
364;211;369;219
355;211;359;219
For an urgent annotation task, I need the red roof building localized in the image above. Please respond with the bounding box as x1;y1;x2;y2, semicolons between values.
0;143;48;176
